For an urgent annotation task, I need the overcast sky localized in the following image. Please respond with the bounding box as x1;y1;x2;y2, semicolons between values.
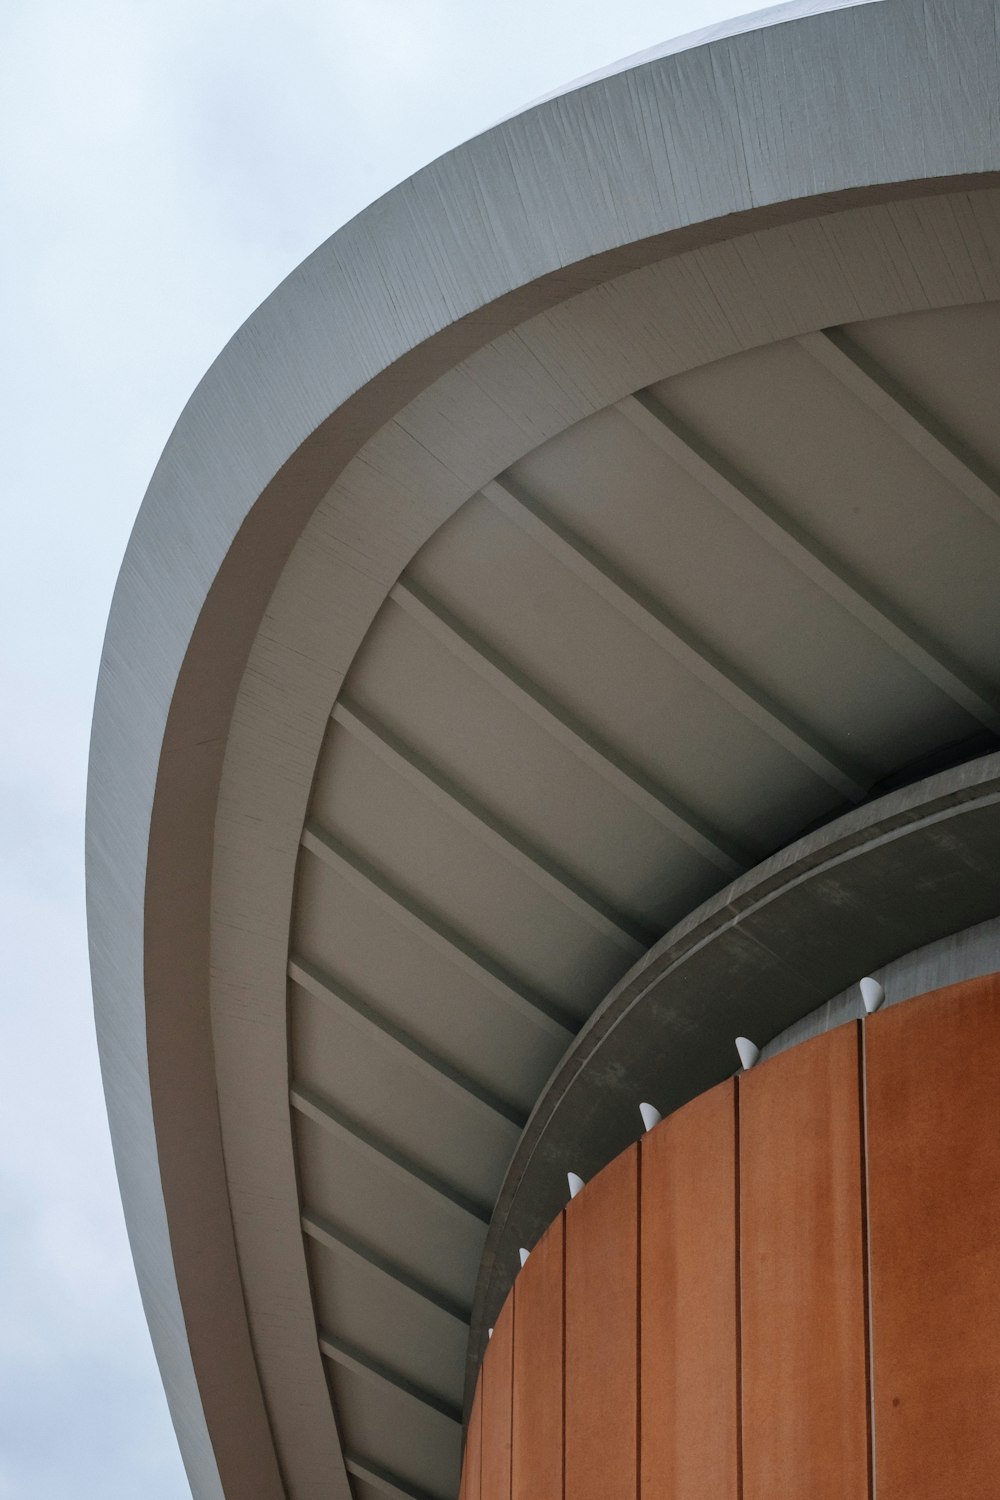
1;2;775;1494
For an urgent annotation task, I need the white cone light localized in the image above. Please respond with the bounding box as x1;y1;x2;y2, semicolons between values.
518;1247;530;1267
736;1036;760;1071
860;976;885;1014
488;1328;494;1339
567;1171;585;1199
639;1102;662;1133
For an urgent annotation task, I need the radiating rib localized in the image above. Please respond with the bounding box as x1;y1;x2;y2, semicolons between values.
290;1083;493;1228
319;1331;462;1426
798;327;1000;529
331;698;653;955
619;390;1000;735
484;475;868;798
290;954;526;1131
301;1211;472;1327
390;581;750;874
301;821;577;1041
344;1452;440;1500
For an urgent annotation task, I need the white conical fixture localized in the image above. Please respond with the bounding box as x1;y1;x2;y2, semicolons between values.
736;1036;760;1071
518;1247;530;1267
488;1328;493;1339
639;1102;662;1133
860;976;885;1014
567;1171;585;1199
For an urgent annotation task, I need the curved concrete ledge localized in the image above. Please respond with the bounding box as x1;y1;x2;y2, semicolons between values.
474;749;1000;1400
762;910;1000;1060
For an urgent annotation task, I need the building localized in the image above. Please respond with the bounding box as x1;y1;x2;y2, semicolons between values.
87;1;1000;1497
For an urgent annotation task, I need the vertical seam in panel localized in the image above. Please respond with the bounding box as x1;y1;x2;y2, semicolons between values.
481;1342;489;1500
858;1020;876;1500
635;1141;642;1500
734;1079;744;1500
508;1288;515;1500
477;1383;483;1500
561;1210;567;1500
513;1286;518;1500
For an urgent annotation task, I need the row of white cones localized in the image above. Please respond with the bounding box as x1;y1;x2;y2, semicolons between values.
502;976;887;1292
736;974;884;1072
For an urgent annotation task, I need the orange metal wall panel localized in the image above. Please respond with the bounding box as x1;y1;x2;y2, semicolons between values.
640;1079;738;1500
466;979;1000;1500
480;1294;513;1500
462;1381;482;1500
512;1213;563;1500
565;1144;638;1500
740;1023;870;1500
866;975;1000;1500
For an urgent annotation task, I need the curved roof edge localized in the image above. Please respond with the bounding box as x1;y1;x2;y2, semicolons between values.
495;0;880;122
86;1;1000;1494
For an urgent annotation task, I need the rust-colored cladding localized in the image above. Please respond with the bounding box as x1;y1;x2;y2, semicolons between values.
462;1379;482;1500
866;975;1000;1500
512;1213;563;1500
640;1079;739;1500
739;1023;870;1500
480;1293;513;1500
565;1144;638;1500
461;980;1000;1500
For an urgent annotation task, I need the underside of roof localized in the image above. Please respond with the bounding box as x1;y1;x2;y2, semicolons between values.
286;292;1000;1500
87;3;1000;1498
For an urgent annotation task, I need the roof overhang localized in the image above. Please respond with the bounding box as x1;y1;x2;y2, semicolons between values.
88;2;1000;1496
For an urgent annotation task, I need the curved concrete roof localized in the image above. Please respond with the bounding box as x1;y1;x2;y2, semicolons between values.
497;0;876;119
88;2;1000;1497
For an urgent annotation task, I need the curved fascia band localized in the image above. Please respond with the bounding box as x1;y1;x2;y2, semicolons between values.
86;1;1000;1494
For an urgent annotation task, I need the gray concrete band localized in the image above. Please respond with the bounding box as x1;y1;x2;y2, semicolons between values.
761;911;1000;1062
86;1;1000;1494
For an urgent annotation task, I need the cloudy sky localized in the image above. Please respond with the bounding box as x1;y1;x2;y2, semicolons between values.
1;1;777;1494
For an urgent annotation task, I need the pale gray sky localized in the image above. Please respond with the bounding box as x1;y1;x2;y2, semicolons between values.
0;2;771;1493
